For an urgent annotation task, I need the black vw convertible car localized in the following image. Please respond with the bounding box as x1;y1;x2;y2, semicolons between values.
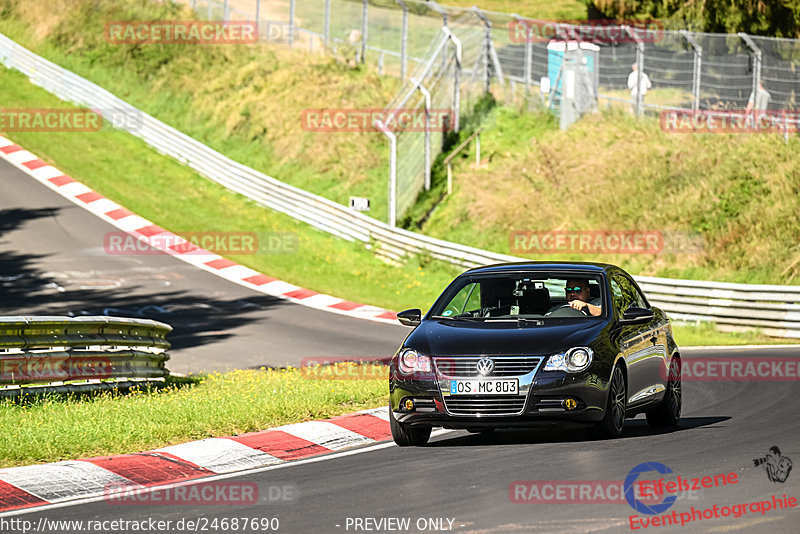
389;262;681;446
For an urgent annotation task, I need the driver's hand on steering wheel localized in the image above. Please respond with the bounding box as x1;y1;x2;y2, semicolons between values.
569;299;588;311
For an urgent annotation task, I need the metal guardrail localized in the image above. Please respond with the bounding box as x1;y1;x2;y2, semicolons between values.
0;33;798;338
0;316;172;396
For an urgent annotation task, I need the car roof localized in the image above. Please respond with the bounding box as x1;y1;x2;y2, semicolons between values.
462;261;617;276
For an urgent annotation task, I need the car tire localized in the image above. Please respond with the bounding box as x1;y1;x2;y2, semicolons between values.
646;357;681;428
389;406;431;446
593;365;626;439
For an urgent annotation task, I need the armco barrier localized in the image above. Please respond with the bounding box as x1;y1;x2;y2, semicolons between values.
0;316;171;396
0;33;798;338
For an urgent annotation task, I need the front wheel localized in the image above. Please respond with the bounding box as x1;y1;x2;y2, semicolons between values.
389;406;431;446
593;365;626;439
646;357;681;428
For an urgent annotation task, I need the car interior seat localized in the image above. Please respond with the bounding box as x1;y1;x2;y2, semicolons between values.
589;282;600;301
479;278;516;315
518;287;551;315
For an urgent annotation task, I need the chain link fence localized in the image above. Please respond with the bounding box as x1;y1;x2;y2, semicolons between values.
185;0;800;222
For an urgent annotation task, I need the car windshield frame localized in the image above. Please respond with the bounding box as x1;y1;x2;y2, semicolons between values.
426;270;609;321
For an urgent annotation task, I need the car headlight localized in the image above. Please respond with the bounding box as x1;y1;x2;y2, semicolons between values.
397;348;432;374
544;347;593;373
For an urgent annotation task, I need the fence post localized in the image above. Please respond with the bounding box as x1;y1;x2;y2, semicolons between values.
223;0;229;20
191;0;197;10
472;7;492;93
513;14;532;93
361;0;368;64
375;120;398;227
442;27;462;133
680;30;702;112
739;33;762;109
415;80;432;190
429;1;448;27
289;0;295;48
324;0;330;49
429;1;448;72
396;0;408;81
624;26;645;117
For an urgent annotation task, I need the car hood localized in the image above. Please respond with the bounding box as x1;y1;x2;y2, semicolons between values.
405;319;608;356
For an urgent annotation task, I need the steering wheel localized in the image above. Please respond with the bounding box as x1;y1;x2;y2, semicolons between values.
552;303;590;316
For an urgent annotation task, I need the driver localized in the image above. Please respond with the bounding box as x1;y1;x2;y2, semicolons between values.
564;279;602;316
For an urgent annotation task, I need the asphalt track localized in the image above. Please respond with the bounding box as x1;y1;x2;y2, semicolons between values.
3;157;800;533
0;157;407;373
7;348;798;534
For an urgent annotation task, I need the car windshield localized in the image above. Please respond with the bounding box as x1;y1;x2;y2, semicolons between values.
429;272;605;320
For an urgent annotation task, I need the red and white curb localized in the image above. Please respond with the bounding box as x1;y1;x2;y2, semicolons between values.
0;136;398;325
0;407;391;513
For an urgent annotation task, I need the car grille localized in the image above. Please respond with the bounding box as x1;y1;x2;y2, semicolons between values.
442;395;527;416
433;356;542;378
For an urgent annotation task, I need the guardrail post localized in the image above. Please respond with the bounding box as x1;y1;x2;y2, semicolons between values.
680;30;702;112
289;0;295;48
324;0;331;49
739;33;762;111
375;120;398;227
361;0;368;64
396;0;408;81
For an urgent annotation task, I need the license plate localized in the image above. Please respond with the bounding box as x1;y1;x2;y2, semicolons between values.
449;379;518;395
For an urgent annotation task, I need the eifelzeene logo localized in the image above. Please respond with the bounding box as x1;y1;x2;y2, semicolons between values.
753;446;793;483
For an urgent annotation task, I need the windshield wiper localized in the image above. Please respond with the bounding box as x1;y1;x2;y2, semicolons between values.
430;315;485;321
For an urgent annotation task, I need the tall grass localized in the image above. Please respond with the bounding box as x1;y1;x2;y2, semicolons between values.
0;368;387;467
420;104;800;284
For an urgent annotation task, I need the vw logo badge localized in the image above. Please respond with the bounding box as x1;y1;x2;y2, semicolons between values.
476;357;494;376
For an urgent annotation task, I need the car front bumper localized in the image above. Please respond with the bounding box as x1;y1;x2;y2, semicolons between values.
390;368;611;429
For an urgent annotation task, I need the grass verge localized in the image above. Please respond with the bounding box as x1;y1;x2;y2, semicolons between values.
0;367;386;468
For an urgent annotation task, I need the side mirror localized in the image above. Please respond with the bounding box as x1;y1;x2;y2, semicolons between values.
397;308;422;327
620;306;655;325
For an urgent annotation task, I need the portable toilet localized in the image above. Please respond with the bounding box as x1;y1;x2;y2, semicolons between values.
547;40;600;105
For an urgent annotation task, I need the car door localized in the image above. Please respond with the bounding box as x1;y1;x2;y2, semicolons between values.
612;274;666;408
